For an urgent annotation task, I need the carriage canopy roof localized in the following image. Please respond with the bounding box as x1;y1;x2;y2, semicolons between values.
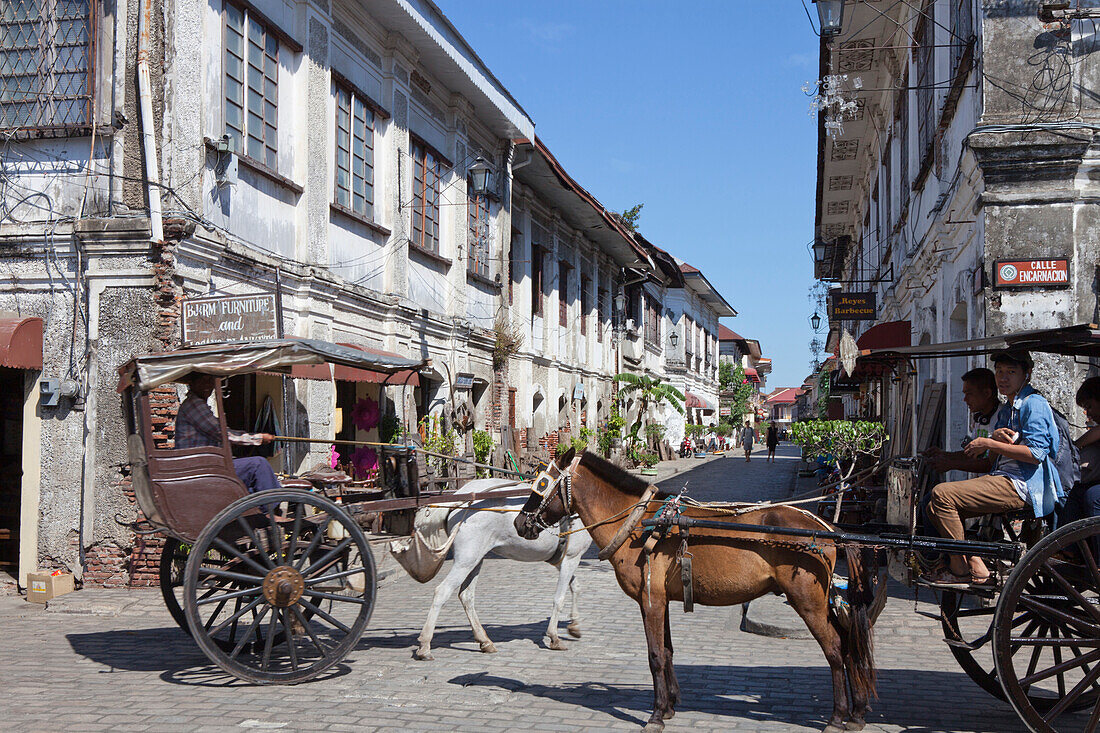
860;323;1100;363
118;339;428;391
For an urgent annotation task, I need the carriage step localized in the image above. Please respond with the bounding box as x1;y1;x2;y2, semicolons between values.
944;637;987;652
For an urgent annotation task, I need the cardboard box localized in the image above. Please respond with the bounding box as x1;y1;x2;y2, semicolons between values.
27;572;75;604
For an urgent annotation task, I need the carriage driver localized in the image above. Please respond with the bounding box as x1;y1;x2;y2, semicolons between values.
922;350;1063;588
175;373;282;494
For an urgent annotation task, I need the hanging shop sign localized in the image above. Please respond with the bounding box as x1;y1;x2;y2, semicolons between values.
829;292;877;321
993;259;1069;288
181;293;278;346
719;406;731;417
455;373;475;390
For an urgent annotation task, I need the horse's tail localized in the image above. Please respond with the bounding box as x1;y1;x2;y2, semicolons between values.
842;545;878;701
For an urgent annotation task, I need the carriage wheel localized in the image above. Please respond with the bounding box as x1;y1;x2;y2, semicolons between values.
993;516;1100;731
160;537;190;633
941;590;1007;701
183;490;376;684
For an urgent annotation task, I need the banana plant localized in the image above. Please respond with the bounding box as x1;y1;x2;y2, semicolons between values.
614;373;685;451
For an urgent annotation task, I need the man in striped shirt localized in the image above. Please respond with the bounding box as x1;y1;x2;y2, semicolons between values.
176;373;281;493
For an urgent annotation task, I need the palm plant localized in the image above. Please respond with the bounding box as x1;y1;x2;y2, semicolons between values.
613;373;685;450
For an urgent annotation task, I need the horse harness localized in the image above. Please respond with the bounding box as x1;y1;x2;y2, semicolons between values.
525;458;577;566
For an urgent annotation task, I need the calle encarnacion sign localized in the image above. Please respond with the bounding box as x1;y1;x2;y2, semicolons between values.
994;258;1069;288
181;293;279;346
829;291;877;321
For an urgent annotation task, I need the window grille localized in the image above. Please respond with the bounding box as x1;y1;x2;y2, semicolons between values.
644;296;659;347
558;260;570;327
883;136;893;230
596;287;606;343
530;244;544;317
334;83;374;218
915;4;935;167
1;0;94;131
895;73;909;207
225;2;279;168
467;189;490;277
410;139;441;252
950;0;974;78
579;276;589;336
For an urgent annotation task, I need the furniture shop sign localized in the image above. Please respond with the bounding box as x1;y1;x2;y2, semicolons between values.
993;259;1069;288
181;293;279;346
829;292;877;321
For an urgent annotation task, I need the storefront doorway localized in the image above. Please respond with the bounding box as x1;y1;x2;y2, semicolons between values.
0;367;23;577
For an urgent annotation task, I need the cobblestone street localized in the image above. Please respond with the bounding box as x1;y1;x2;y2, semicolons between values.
2;445;1027;732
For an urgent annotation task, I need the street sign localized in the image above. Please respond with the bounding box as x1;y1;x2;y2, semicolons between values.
719;407;731;417
181;293;278;346
829;291;876;321
993;258;1069;288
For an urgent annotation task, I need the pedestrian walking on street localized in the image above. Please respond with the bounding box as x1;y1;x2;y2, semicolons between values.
740;421;755;462
766;423;779;462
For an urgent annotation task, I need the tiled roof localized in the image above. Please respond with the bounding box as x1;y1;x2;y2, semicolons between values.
764;387;803;404
679;263;700;273
718;325;742;341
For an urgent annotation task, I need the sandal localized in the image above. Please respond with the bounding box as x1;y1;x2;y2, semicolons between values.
919;568;972;589
969;573;995;588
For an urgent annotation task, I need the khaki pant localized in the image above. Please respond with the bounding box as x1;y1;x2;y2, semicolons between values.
927;475;1026;542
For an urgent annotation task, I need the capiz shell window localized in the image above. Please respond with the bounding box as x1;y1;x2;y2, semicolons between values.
335;83;375;218
1;0;94;130
225;1;279;168
411;139;441;252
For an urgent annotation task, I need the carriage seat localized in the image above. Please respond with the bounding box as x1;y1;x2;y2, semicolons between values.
280;478;314;490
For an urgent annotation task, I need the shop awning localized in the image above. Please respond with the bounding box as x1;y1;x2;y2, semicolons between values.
329;343;420;386
861;323;1100;362
743;367;760;383
847;320;912;379
684;392;715;413
0;317;43;369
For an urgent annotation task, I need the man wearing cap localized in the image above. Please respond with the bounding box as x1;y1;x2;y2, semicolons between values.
924;350;1062;587
175;373;282;494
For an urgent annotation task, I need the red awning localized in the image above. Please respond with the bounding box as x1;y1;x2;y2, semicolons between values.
743;366;760;383
0;317;43;369
857;320;911;351
850;320;912;380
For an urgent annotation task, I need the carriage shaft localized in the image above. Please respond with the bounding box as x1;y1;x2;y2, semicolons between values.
642;517;1022;562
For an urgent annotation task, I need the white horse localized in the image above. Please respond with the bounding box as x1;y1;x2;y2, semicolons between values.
412;478;592;661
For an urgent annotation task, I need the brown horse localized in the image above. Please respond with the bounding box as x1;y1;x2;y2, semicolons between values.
514;449;878;733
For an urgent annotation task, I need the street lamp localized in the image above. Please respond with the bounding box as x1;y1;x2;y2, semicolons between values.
669;330;679;348
814;0;846;37
614;291;626;316
812;239;829;263
468;157;492;197
810;312;822;331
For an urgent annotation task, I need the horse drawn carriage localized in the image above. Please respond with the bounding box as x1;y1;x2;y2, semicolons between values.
118;338;534;684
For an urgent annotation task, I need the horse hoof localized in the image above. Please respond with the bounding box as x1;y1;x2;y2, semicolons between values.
547;638;567;651
413;648;434;661
567;624;582;638
642;722;665;733
845;719;866;731
823;725;845;733
479;641;498;654
661;709;675;720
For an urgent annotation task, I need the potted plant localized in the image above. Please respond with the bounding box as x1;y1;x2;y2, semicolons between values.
639;452;660;476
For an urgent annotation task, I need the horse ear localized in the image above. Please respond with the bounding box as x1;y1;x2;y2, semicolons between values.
558;447;576;467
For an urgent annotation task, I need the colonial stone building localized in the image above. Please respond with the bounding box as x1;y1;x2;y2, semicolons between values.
813;0;1100;447
0;0;738;588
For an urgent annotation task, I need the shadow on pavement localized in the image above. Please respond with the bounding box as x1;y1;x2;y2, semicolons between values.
362;619;562;654
449;663;1029;732
66;626;351;686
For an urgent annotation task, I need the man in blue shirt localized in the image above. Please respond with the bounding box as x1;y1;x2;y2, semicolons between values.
924;350;1062;587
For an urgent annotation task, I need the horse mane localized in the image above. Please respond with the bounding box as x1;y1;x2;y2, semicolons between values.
578;451;655;496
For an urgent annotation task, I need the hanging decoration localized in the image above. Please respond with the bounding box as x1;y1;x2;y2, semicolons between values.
350;446;379;480
352;396;380;431
804;74;862;139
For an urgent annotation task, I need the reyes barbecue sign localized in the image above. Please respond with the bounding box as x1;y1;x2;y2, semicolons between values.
829;291;877;321
994;259;1069;288
181;293;279;346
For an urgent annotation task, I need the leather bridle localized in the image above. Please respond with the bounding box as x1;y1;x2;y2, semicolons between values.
521;456;578;532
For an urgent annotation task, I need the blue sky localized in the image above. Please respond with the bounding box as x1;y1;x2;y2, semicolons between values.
436;1;821;388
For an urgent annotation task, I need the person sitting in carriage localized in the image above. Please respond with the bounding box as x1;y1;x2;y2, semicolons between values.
923;350;1063;588
175;373;282;494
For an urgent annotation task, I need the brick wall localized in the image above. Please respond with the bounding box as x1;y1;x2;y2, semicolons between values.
83;224;188;587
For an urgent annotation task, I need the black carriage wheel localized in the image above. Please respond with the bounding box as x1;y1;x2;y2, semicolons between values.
993;516;1100;732
941;590;1008;701
160;537;190;632
183;490;376;684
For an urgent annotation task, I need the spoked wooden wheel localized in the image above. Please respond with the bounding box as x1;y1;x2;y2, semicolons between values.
183;490;376;684
160;537;190;632
941;590;1007;701
993;516;1100;731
